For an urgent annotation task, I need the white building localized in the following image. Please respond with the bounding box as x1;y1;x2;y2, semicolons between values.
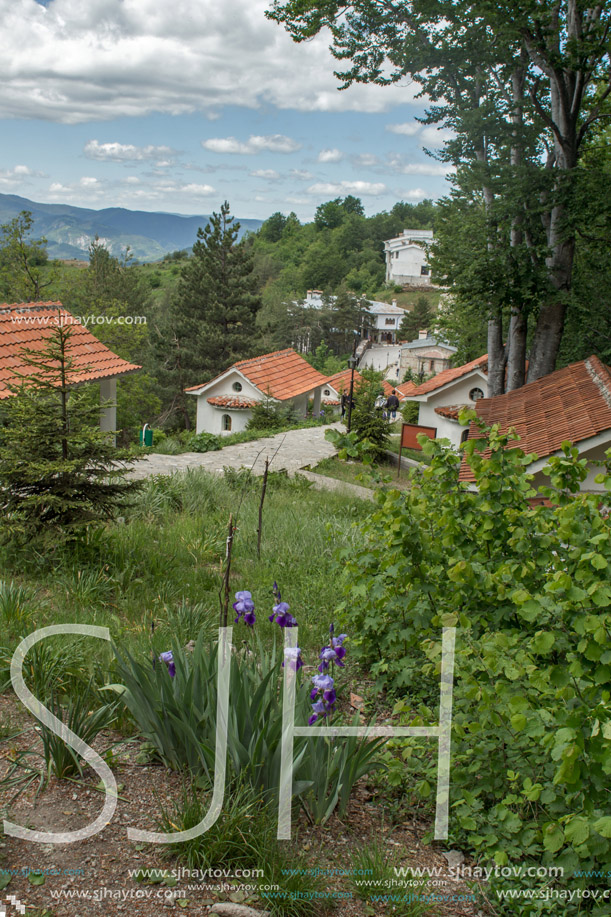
384;229;434;286
402;354;489;449
185;348;335;435
301;290;406;344
400;332;457;377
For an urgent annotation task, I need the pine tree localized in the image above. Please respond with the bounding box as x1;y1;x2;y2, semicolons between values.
399;297;433;342
0;314;140;541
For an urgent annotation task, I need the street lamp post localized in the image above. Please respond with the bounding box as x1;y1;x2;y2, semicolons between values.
346;330;360;433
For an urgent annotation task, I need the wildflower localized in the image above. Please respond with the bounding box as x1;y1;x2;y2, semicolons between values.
233;590;256;626
159;650;176;678
269;601;297;628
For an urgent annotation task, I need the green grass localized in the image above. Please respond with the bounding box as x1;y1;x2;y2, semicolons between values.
0;468;370;694
313;456;412;490
387;436;431;464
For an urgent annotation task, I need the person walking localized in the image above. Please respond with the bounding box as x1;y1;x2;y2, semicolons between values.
385;389;400;420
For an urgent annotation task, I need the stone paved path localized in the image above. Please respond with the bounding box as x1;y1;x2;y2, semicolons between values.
129;423;343;480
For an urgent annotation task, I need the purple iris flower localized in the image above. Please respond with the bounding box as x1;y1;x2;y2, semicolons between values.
269;601;297;628
159;650;176;678
233;590;256;626
312;674;334;692
323;688;336;706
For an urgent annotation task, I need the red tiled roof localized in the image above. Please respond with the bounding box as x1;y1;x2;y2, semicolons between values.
207;395;259;409
435;404;468;420
0;302;140;399
396;380;417;397
325;368;364;394
459;356;611;481
186;348;330;401
409;354;488;397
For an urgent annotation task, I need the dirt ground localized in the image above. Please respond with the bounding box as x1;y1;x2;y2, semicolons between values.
0;693;489;917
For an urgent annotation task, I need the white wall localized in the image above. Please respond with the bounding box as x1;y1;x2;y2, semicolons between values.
387;244;430;284
194;371;264;435
413;372;489;450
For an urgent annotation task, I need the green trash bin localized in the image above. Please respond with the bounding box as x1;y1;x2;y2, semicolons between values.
139;424;153;447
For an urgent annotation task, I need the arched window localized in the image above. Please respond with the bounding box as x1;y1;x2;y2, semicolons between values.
461;428;470;443
469;387;484;402
222;414;232;431
232;381;243;392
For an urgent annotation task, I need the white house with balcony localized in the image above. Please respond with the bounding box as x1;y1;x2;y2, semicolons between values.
300;290;406;344
384;229;434;286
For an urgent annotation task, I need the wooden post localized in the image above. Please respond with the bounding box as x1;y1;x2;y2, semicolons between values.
257;458;269;559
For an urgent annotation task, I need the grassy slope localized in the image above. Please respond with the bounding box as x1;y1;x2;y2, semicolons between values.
0;470;371;686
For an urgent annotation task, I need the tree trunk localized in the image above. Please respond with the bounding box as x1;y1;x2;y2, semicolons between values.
487;312;506;397
506;307;527;390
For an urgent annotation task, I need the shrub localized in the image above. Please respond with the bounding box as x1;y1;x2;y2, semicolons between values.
337;427;611;911
247;398;299;431
188;432;221;453
349;379;390;461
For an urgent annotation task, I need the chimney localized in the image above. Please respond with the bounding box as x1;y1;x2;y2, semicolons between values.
392;299;397;307
419;329;428;339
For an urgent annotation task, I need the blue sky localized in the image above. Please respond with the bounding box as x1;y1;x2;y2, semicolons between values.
0;0;454;222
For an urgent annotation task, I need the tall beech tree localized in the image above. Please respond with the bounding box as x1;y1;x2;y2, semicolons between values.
267;0;611;391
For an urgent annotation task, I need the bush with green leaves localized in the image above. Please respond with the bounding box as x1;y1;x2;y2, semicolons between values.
188;431;221;453
336;426;611;913
247;397;299;431
349;378;390;460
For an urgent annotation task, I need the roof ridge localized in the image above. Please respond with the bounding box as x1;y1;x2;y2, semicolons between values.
585;355;611;410
234;347;294;367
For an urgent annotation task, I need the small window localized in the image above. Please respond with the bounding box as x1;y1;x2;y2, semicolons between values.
323;388;331;396
429;360;435;371
420;265;430;276
232;381;242;392
385;318;395;326
461;428;470;443
222;414;232;431
469;387;484;402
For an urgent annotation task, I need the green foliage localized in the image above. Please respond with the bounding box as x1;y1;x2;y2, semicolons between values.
157;201;262;425
188;432;221;453
247;397;299;431
349;379;390;461
337;428;611;911
348;840;430;916
400;401;419;424
0;318;140;542
41;681;119;779
0;211;54;301
399;297;433;342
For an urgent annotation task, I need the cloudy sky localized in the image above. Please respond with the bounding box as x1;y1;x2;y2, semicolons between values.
0;0;453;221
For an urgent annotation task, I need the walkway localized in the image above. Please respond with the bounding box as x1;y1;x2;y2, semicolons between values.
129;423;343;480
359;343;402;380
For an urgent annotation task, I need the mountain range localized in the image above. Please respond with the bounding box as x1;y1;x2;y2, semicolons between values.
0;194;263;263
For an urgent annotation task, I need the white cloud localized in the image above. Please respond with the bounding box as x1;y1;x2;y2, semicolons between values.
317;148;343;163
202;134;301;154
420;126;455;146
386;121;422;136
0;0;417;123
0;164;44;185
387;154;453;177
352;153;379;167
307;180;386;197
251;169;280;179
401;188;428;201
84;139;176;162
290;168;313;180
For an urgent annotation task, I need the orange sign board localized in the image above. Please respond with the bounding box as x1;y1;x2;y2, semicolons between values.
400;423;437;451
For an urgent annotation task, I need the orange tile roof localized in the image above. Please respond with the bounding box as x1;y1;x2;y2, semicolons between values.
396;380;418;397
325;368;364;394
207;395;259;409
459;356;611;481
0;302;140;399
186;348;330;401
409;354;488;397
435;404;468;420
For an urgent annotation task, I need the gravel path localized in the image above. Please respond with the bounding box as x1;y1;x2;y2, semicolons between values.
129;423;343;480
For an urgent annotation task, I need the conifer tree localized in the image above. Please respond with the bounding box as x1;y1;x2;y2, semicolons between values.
0;313;140;541
399;297;433;342
160;202;262;426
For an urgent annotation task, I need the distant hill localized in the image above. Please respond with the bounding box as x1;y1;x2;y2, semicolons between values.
0;194;263;263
